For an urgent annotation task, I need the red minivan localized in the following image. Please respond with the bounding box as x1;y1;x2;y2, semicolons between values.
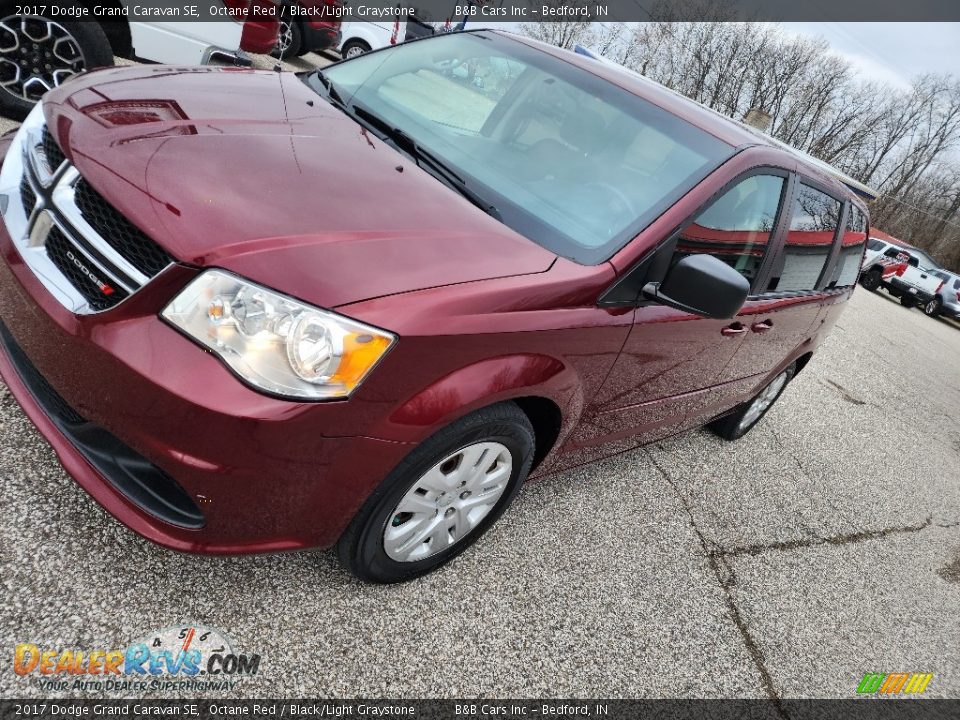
0;30;868;582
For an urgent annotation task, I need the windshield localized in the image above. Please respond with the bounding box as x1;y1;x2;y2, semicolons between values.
321;31;733;264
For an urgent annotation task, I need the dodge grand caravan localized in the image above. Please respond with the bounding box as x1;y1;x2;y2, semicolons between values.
0;30;868;582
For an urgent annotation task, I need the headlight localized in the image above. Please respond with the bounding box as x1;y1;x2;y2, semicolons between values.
161;270;395;400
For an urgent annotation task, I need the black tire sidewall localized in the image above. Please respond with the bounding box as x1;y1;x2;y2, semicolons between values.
860;270;881;291
270;20;302;59
0;14;114;119
710;365;795;441
339;406;534;583
341;40;370;59
733;366;794;439
925;298;941;316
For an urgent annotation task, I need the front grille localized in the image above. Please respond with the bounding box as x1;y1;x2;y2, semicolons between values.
42;126;66;172
74;179;172;277
8;118;176;314
45;225;128;311
20;174;35;216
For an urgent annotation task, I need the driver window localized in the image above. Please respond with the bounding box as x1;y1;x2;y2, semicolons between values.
669;174;786;286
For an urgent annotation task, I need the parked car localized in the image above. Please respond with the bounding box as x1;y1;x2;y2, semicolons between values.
337;19;405;59
860;243;913;292
925;269;960;318
0;30;869;582
882;249;944;308
0;1;280;119
271;0;343;59
863;236;897;268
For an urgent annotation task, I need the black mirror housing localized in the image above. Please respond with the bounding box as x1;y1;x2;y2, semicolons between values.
644;254;750;319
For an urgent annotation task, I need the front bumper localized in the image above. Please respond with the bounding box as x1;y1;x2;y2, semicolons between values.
0;152;413;551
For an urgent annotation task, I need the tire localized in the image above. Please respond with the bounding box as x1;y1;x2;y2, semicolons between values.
340;39;371;60
337;402;536;583
709;365;796;441
900;295;915;308
270;19;302;59
859;269;881;292
924;297;942;317
0;12;114;120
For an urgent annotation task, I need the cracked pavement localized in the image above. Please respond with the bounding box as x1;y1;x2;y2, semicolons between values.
0;230;958;695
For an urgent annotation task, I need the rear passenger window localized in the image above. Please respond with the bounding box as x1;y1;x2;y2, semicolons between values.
866;238;884;252
829;206;867;287
672;174;786;286
767;183;841;292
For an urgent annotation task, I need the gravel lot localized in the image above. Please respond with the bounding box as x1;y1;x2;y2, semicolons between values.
0;56;959;701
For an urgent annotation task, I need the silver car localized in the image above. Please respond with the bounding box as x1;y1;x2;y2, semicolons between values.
926;270;960;319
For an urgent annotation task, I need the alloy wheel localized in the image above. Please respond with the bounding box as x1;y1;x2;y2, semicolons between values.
737;371;789;433
276;21;293;54
345;45;365;59
383;441;513;562
0;16;85;103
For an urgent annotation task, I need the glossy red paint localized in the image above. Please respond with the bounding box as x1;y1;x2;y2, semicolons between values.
0;32;867;554
240;1;281;53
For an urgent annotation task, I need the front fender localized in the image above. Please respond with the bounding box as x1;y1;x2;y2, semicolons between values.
383;353;582;446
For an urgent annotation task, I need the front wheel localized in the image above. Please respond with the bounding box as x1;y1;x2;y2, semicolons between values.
0;13;114;120
709;365;795;441
337;402;535;583
340;39;371;60
859;269;881;292
924;297;942;317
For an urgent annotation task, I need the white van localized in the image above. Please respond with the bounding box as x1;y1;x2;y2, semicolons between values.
337;20;407;59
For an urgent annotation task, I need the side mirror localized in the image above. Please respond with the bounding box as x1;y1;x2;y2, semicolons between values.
643;254;749;319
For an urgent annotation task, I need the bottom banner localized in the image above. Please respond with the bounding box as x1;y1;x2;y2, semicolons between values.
2;699;959;720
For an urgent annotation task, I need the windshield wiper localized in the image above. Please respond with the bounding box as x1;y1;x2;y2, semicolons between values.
349;104;502;221
306;70;346;109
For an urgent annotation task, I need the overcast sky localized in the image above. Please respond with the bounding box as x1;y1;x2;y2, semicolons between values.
481;21;960;90
781;22;960;88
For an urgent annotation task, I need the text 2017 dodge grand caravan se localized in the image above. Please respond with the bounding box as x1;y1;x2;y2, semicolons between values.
0;31;868;582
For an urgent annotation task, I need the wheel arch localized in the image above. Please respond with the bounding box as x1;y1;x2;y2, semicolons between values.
96;4;132;57
793;351;814;377
511;396;563;471
384;354;580;470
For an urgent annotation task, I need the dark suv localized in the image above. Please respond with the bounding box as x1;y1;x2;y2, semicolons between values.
0;31;868;582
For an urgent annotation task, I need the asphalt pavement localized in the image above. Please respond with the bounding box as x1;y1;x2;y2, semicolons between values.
1;281;958;700
0;52;958;701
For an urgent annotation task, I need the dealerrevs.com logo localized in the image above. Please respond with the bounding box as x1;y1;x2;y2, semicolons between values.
14;625;260;692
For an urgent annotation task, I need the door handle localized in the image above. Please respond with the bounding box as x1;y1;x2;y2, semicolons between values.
751;319;774;334
721;322;747;337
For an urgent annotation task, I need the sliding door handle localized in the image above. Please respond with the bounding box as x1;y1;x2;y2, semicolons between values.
721;323;748;337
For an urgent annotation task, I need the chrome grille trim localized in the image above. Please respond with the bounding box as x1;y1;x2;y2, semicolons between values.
0;105;170;314
53;167;149;288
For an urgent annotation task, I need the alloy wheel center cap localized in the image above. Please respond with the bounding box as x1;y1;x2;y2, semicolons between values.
437;493;455;508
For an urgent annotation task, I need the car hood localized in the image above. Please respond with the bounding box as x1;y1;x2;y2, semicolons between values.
42;66;556;308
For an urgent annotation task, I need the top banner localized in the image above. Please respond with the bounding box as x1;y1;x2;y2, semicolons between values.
19;0;960;23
